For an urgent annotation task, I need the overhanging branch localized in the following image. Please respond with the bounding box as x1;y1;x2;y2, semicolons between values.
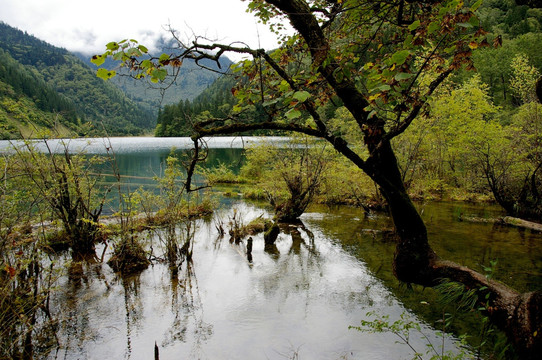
386;68;452;140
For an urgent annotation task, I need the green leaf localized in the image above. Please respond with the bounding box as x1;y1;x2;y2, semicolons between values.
427;21;440;35
395;72;415;81
96;68;116;80
293;90;310;102
151;68;167;81
375;84;391;92
106;42;119;51
126;48;142;57
278;80;290;92
112;52;124;61
391;50;410;65
469;15;479;27
91;55;105;66
138;45;149;53
285;108;302;120
159;53;170;63
262;98;279;107
408;20;420;31
141;59;153;70
471;0;483;12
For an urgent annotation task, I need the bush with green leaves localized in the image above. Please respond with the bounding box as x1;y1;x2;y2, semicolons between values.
351;310;472;360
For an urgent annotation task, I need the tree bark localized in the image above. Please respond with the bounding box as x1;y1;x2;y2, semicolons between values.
364;140;438;285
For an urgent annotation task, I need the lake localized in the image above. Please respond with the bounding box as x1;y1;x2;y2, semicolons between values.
2;137;541;359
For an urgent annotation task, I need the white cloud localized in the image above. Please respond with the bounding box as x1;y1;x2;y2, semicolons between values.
0;0;285;60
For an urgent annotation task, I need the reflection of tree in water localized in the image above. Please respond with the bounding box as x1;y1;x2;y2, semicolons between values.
62;260;143;360
258;220;322;304
120;274;143;360
157;221;213;358
152;220;197;276
57;254;112;357
54;251;147;360
280;220;317;256
258;217;381;314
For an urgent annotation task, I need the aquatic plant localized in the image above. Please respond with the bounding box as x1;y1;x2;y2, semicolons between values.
351;310;472;360
11;136;110;256
107;235;150;275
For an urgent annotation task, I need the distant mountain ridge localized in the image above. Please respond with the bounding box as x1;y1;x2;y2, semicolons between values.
75;38;233;108
0;21;231;138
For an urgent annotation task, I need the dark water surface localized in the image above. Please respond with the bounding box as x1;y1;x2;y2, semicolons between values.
3;137;539;359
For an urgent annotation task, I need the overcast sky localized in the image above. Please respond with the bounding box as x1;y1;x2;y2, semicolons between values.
0;0;283;60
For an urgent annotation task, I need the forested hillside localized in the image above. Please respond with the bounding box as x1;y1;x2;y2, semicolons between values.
0;48;81;138
465;0;542;106
155;73;238;136
155;0;542;137
0;22;155;137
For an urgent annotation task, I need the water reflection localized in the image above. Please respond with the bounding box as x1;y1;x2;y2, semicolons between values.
48;201;475;359
120;274;144;359
7;138;539;358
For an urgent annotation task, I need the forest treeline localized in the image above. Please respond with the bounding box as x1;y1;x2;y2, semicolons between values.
0;21;232;139
0;48;79;133
0;22;155;138
156;0;542;136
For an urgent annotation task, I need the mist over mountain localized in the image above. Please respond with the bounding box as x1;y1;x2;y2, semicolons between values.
75;37;232;109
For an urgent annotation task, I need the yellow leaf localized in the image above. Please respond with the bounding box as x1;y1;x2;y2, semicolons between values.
390;63;396;71
369;93;381;101
468;41;478;49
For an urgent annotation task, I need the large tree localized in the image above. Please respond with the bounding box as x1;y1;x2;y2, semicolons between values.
94;0;541;357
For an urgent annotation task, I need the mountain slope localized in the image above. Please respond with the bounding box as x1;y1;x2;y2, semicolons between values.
0;22;155;136
0;47;82;138
75;38;233;108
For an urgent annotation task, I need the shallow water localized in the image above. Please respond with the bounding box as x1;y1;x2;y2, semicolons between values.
48;203;477;360
307;201;542;294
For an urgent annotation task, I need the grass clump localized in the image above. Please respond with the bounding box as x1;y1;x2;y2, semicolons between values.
107;238;150;275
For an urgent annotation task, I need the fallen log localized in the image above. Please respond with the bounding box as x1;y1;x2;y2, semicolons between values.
458;215;500;224
459;215;542;232
502;216;542;232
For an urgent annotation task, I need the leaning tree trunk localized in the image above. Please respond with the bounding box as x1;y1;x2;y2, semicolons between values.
367;140;542;359
365;140;438;285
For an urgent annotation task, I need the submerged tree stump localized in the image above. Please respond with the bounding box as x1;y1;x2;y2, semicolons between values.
264;221;280;245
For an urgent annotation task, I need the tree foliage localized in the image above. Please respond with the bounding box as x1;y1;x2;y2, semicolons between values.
509;52;541;103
